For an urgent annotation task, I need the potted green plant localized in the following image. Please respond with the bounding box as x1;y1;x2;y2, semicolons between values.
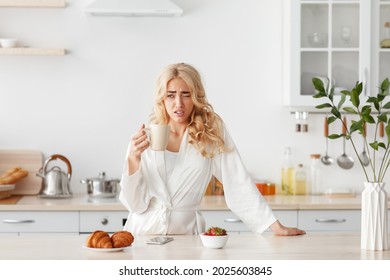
312;77;389;251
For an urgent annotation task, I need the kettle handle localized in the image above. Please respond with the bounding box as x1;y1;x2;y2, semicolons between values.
42;154;72;178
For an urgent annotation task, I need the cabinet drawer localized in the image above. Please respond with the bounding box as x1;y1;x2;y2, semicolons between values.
298;210;360;231
0;212;79;233
202;211;250;232
79;211;128;233
201;210;297;232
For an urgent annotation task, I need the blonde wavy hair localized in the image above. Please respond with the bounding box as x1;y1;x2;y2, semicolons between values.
149;63;226;158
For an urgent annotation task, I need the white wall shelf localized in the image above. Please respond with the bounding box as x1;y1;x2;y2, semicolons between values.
0;0;66;8
0;48;66;56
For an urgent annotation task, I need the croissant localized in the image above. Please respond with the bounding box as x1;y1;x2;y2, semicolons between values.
86;230;113;248
111;230;134;248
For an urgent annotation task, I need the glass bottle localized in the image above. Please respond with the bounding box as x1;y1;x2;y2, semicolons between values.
281;147;294;195
308;154;321;195
292;164;306;195
381;22;390;48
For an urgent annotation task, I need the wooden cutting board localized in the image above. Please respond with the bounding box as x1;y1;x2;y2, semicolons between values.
0;150;43;195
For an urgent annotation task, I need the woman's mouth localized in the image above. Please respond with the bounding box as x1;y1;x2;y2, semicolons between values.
174;110;184;117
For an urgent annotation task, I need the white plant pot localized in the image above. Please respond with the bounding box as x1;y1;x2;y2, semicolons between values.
361;182;388;250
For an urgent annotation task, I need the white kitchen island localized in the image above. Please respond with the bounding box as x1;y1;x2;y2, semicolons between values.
0;232;389;260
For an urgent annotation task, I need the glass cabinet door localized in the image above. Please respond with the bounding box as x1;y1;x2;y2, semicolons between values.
300;0;360;98
283;0;367;111
377;1;390;92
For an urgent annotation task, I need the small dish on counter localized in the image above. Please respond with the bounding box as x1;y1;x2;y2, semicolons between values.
0;38;18;48
81;245;128;253
199;233;228;249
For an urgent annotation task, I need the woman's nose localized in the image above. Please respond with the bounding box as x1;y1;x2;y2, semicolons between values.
175;95;183;105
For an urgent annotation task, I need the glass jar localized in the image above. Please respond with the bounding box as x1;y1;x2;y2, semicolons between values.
381;22;390;48
308;154;322;195
291;164;306;195
281;147;294;195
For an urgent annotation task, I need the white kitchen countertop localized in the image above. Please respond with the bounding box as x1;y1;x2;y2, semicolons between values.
0;193;375;211
0;232;389;260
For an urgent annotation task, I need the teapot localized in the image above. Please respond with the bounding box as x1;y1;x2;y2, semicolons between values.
36;154;72;198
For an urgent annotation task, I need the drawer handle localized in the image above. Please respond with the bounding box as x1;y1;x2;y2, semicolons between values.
315;218;346;223
224;218;242;223
3;219;35;224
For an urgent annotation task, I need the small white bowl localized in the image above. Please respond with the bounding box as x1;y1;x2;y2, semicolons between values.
199;233;228;249
0;38;18;48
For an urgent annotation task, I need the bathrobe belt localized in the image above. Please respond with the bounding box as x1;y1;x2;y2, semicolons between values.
148;200;204;234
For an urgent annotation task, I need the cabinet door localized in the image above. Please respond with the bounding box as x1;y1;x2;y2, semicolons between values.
298;210;360;231
202;210;298;233
371;0;390;97
283;0;368;111
0;211;79;233
79;211;128;233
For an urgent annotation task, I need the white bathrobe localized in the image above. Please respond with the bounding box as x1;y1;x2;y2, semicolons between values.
119;125;276;235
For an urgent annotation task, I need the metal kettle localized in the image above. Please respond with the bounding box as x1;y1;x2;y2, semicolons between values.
36;154;72;198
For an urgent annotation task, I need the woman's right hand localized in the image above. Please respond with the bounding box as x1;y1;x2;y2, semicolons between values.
127;124;150;175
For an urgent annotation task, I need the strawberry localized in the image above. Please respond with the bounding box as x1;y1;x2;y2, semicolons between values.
204;226;227;236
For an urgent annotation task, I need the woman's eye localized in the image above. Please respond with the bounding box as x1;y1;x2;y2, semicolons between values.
183;93;191;97
167;94;174;98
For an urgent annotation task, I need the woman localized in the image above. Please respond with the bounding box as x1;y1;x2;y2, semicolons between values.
119;63;305;236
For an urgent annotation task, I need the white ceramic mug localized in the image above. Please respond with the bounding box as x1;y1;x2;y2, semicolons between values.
147;124;170;151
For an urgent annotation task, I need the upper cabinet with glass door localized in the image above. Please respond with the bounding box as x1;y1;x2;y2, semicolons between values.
283;0;370;112
372;0;390;96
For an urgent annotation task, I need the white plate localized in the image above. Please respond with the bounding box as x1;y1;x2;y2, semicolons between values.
81;245;127;253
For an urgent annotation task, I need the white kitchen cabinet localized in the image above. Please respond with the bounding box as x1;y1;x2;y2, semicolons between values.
202;210;298;233
283;0;390;112
0;211;79;233
298;210;361;231
79;211;128;233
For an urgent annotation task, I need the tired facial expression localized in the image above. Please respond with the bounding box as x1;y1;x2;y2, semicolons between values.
164;78;194;125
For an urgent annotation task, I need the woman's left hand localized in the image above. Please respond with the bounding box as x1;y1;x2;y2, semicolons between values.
269;220;306;236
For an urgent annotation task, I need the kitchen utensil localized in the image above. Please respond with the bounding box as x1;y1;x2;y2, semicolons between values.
321;116;334;165
80;171;119;198
337;116;354;169
36;154;72;198
360;123;370;166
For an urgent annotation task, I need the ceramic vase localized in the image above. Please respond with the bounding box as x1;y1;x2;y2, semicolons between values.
361;182;388;250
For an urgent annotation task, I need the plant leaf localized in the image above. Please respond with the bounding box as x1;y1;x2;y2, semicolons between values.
328;134;343;139
350;120;363;134
350;89;360;107
312;78;325;93
378;114;387;123
362;114;375;124
380;78;389;95
331;106;341;119
329;86;335;102
337;94;346;110
313;92;327;98
315;103;332;109
378;142;387;150
383;101;390;109
385;123;390;144
343;107;358;114
370;141;379;151
327;116;337;124
356;82;363;95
